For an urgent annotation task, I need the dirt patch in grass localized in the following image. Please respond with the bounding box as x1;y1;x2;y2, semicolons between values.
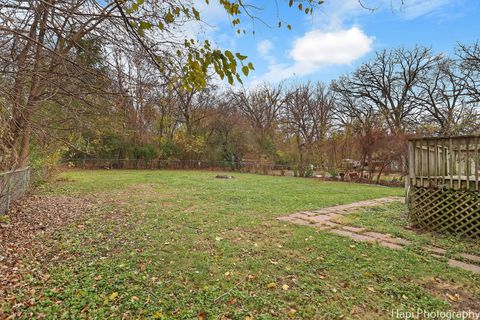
0;195;96;300
422;278;480;313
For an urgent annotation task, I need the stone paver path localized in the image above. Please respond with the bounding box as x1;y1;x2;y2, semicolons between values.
278;196;480;274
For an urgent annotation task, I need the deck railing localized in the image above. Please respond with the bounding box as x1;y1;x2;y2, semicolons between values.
407;135;480;191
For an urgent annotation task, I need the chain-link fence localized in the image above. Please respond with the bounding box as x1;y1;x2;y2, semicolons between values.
64;158;293;173
0;167;31;215
63;158;404;185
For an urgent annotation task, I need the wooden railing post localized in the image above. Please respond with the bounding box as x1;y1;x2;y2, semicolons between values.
475;136;479;191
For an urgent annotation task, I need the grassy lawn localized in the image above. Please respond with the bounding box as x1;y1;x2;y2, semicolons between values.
2;170;479;319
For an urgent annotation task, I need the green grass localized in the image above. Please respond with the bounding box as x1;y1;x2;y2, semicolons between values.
3;170;479;319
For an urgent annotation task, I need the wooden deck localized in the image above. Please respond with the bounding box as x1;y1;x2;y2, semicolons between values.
411;176;479;190
407;136;480;191
406;136;480;238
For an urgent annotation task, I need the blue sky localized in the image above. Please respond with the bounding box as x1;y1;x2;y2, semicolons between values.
195;0;480;87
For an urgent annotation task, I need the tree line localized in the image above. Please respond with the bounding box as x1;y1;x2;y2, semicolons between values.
54;45;480;177
0;2;479;178
0;0;320;171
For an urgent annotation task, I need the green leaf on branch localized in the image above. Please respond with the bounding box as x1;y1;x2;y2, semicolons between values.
236;53;248;61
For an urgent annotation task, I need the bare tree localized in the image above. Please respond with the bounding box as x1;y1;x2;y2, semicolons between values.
283;82;334;175
0;0;137;168
332;78;384;176
415;56;479;135
457;42;480;103
231;83;284;159
334;47;439;135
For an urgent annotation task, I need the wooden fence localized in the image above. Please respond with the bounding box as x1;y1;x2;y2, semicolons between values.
406;136;480;238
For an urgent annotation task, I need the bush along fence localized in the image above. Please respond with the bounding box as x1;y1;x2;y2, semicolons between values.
0;167;31;215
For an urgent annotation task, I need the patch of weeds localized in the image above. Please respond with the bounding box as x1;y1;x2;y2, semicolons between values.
0;215;10;225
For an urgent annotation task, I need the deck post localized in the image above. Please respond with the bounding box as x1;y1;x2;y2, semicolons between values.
475;136;479;191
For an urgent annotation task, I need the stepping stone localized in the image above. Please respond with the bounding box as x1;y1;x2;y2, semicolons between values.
457;253;480;263
448;259;480;274
363;231;391;240
379;241;403;250
322;221;342;228
326;213;343;220
290;213;310;220
290;218;313;226
363;232;411;246
313;221;342;228
424;247;447;255
341;226;366;233
387;237;411;246
305;215;332;224
277;216;297;222
313;224;336;231
329;229;376;243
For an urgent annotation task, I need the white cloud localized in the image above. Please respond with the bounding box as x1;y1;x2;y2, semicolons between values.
252;0;457;84
291;27;373;66
257;40;273;56
257;26;373;83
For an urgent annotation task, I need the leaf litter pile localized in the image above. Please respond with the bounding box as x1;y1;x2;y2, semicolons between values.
0;195;96;301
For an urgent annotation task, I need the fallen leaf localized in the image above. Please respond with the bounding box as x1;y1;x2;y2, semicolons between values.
367;287;375;292
282;284;290;291
109;292;119;301
446;293;459;302
267;282;276;289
